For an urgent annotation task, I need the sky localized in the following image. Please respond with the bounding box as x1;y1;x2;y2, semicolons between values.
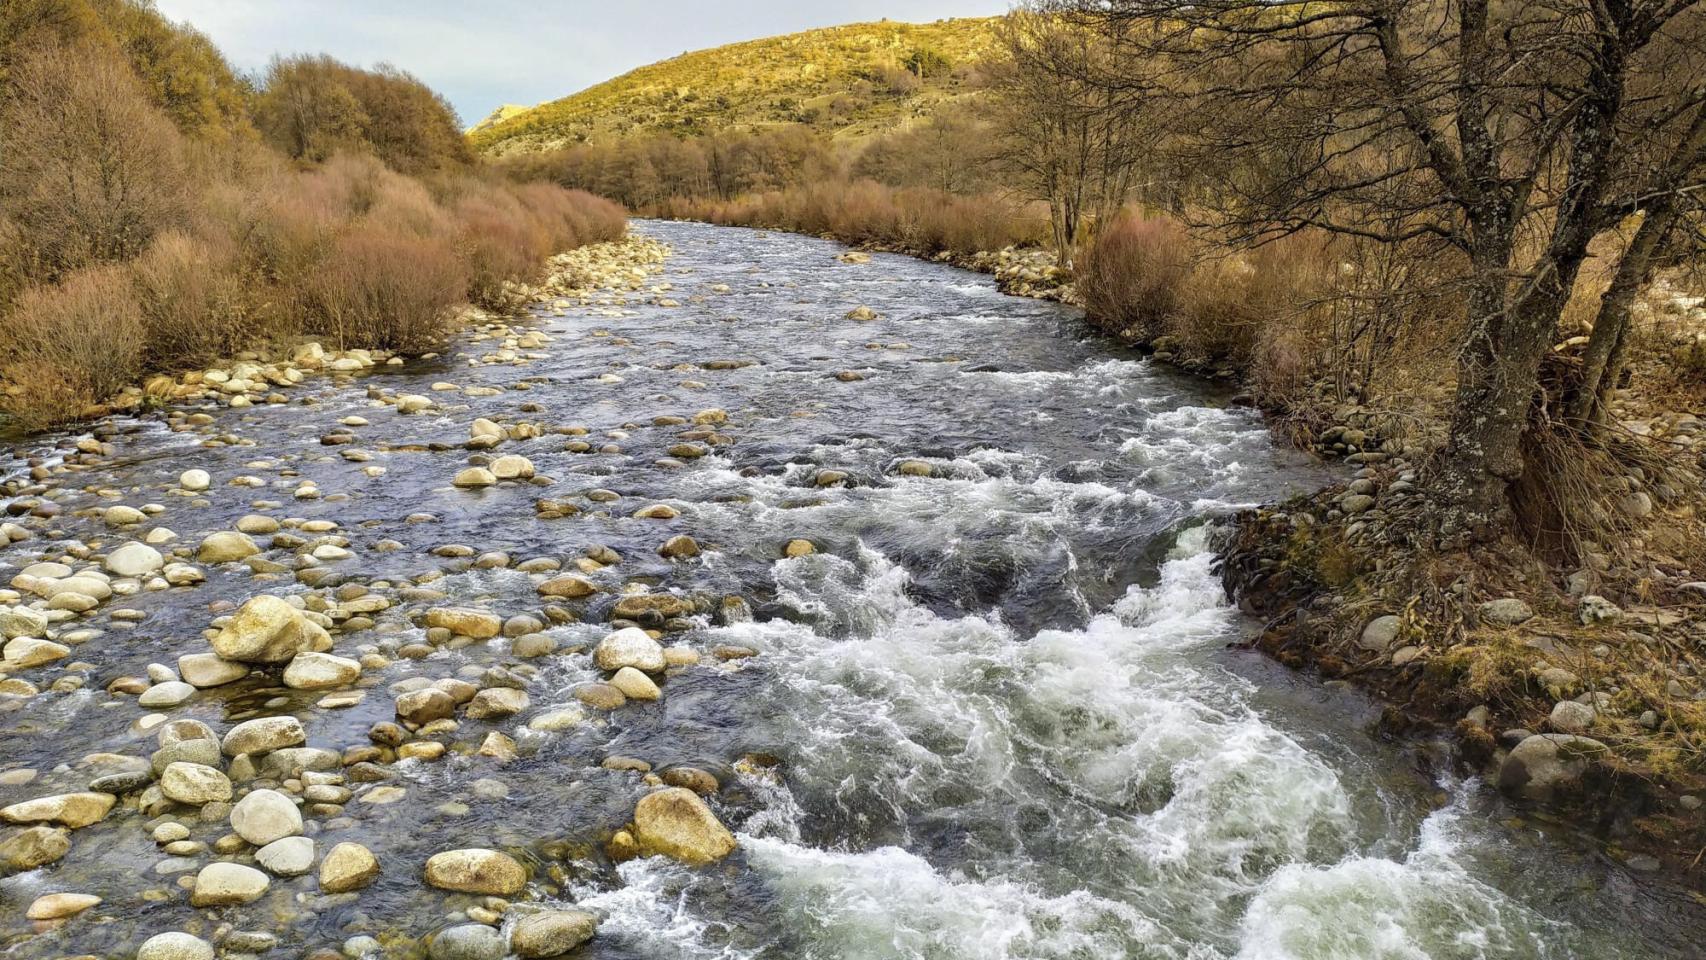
152;0;1011;127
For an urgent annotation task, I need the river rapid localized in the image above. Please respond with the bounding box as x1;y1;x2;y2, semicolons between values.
0;220;1700;959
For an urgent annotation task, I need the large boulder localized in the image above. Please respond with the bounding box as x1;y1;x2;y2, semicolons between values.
423;848;527;895
632;787;736;865
212;596;330;664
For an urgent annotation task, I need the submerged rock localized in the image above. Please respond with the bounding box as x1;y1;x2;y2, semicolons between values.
511;909;600;958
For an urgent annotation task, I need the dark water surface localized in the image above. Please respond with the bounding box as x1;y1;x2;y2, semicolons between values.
0;221;1700;959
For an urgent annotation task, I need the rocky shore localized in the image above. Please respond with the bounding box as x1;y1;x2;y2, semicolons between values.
0;234;767;958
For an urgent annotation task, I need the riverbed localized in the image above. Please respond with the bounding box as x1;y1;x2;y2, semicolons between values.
0;220;1700;959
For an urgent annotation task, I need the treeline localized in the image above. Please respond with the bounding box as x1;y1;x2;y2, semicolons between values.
497;114;1021;257
0;0;623;429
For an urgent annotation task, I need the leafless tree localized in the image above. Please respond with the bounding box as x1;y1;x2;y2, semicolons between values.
1034;0;1706;541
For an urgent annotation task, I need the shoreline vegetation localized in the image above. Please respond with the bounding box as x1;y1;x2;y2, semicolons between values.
0;0;625;433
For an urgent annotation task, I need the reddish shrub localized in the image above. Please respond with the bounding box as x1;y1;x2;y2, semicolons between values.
1079;214;1192;339
306;226;466;353
0;265;146;427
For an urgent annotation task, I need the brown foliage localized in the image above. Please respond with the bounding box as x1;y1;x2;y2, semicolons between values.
0;265;145;427
0;41;187;289
1077;214;1190;339
131;230;257;368
253;55;472;174
306;225;467;354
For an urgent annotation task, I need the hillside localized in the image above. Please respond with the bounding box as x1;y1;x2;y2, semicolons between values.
471;17;1002;153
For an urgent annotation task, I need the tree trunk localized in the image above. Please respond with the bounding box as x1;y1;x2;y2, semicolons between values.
1565;206;1678;426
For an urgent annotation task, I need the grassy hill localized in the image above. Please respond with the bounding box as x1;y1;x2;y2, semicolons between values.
470;17;1002;154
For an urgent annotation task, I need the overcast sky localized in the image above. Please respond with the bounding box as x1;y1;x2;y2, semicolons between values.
152;1;1010;127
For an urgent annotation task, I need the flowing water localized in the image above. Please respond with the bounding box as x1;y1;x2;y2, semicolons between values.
0;220;1701;959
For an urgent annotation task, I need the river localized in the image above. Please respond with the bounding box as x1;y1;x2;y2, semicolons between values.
0;220;1700;959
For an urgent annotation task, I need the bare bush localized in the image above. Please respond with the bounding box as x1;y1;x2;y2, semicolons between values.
0;41;187;284
0;265;145;426
131;231;256;368
306;226;466;354
1077;214;1190;339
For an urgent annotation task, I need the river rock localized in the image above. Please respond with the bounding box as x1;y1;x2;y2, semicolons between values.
26;891;100;919
178;653;249;688
190;861;270;906
1577;594;1622;625
1498;733;1603;799
0;605;48;639
609;666;660;701
594;627;665;672
283;651;361;689
395;688;457;724
222;716;305;756
319;841;380;892
632;787;737;865
255;835;315;876
1550;700;1596;733
3;637;69;668
160;762;232;805
423;847;527;894
425;607;502;638
212;595;331;664
659;534;700;559
465;687;528;719
491;455;535;480
1479;598;1534;626
453;467;496;488
0;825;71;873
137;932;214;960
106;542;164;577
139;680;197;707
511;909;600;958
538;575;597;598
198;531;260;563
179;469;211;492
0;792;114;829
229;788;302;845
430;923;506;960
1357;615;1401;652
